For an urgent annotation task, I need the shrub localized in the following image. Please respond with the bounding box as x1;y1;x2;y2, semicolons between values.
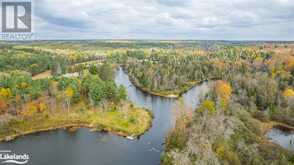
161;153;174;165
166;114;190;151
213;138;241;165
128;116;136;124
197;99;216;115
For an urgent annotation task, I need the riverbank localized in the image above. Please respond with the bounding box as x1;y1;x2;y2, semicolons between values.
127;73;216;98
126;74;200;98
122;66;219;98
0;102;152;142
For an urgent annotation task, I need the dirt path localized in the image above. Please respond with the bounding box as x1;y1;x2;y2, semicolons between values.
32;70;52;80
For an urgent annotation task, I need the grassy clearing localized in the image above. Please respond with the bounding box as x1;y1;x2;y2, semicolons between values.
32;70;52;80
0;102;152;141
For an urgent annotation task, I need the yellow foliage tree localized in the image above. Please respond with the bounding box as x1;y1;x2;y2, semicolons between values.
64;87;74;113
215;80;232;110
65;87;74;98
22;103;38;118
16;82;30;89
0;88;11;99
38;102;47;113
198;100;216;115
283;88;294;98
0;88;11;114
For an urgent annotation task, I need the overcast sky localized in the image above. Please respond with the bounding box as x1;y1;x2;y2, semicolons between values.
33;0;294;40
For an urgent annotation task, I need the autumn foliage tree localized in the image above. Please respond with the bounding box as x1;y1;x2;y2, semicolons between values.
64;86;74;113
198;100;216;115
214;80;232;111
0;87;11;114
282;88;294;108
283;88;294;98
22;103;38;118
21;102;47;118
285;55;294;72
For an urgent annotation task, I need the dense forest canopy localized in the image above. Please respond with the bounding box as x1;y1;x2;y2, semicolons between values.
0;41;294;164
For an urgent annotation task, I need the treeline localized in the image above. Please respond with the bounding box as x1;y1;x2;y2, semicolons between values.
122;47;294;110
163;79;294;165
20;40;268;51
19;41;205;50
158;46;294;164
0;48;53;75
0;46;106;76
0;63;126;117
114;48;272;94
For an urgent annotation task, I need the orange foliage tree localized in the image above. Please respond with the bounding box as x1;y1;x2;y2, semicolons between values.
21;102;48;118
22;103;38;118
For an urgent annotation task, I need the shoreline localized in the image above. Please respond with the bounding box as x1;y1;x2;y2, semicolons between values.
0;121;151;142
129;77;200;98
262;121;294;136
126;71;216;99
121;66;219;99
0;105;153;143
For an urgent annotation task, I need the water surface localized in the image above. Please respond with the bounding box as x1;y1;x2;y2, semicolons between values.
266;128;294;151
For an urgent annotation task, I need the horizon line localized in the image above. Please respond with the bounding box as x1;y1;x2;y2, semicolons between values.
1;39;294;42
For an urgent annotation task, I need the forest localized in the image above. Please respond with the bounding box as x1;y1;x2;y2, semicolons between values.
0;41;294;165
0;44;152;141
110;42;294;164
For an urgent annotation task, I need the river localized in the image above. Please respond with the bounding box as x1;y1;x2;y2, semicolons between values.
0;68;209;165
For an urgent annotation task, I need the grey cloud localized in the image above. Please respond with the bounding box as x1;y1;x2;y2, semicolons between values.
157;0;191;6
33;0;294;40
